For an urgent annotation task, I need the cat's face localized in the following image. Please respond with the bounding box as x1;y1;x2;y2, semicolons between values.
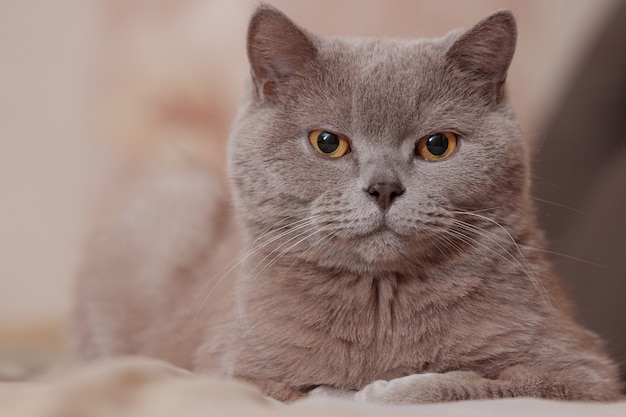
229;7;527;273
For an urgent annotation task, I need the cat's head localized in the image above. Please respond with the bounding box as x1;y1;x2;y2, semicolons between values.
228;6;529;273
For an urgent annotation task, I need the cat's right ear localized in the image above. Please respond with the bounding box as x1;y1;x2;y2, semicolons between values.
247;5;318;101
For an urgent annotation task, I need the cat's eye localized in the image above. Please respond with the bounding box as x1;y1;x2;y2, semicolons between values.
416;132;458;161
308;130;351;158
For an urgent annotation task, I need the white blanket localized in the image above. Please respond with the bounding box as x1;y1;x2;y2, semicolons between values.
1;357;624;417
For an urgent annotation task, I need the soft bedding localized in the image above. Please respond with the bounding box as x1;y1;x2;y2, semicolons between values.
1;357;624;417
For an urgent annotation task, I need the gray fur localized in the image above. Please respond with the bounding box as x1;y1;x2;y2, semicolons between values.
73;5;621;403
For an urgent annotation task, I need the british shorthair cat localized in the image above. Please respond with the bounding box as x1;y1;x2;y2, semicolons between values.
73;5;621;403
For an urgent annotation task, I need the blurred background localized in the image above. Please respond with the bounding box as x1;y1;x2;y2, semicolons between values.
0;0;624;381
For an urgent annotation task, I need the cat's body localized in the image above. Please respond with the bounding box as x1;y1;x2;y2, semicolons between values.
73;6;621;403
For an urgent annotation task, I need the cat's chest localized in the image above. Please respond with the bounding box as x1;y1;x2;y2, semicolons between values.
236;269;504;387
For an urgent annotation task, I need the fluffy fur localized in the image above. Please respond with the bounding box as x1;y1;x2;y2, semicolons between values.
73;5;621;403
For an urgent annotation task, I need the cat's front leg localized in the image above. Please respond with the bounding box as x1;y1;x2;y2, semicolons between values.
355;366;621;404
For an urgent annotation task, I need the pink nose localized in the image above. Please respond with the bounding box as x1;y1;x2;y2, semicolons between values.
366;182;405;211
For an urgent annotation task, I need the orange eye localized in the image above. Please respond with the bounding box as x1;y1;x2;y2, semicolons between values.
309;130;351;158
416;132;458;161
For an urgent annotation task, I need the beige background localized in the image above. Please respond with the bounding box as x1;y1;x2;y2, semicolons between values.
0;0;619;361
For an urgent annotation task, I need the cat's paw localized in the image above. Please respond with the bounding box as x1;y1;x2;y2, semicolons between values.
355;373;437;404
356;371;484;404
308;385;356;400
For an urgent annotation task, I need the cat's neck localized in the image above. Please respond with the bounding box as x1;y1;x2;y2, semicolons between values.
235;223;551;341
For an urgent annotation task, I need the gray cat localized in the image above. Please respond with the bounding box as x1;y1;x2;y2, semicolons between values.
73;5;621;403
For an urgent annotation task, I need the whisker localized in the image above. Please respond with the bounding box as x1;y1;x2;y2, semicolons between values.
453;206;502;214
445;227;524;274
189;216;326;329
451;220;527;273
518;244;612;271
246;221;323;276
288;228;339;268
452;210;533;274
248;223;336;282
531;196;585;215
196;215;325;295
444;227;553;310
448;211;555;311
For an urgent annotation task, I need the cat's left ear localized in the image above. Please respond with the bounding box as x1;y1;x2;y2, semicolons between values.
445;10;517;103
247;5;318;101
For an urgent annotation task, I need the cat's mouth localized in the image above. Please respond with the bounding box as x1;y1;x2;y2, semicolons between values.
373;223;392;234
358;219;403;240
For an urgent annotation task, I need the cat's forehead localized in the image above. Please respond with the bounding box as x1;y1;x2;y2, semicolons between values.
319;37;445;92
327;36;444;70
291;36;479;142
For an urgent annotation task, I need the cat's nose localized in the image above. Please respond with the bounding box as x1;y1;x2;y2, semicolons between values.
366;182;405;211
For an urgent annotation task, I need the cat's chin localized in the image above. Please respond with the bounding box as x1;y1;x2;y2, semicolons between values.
327;222;446;272
340;227;412;268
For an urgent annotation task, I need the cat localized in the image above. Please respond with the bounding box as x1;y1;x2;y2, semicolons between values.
72;5;622;403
